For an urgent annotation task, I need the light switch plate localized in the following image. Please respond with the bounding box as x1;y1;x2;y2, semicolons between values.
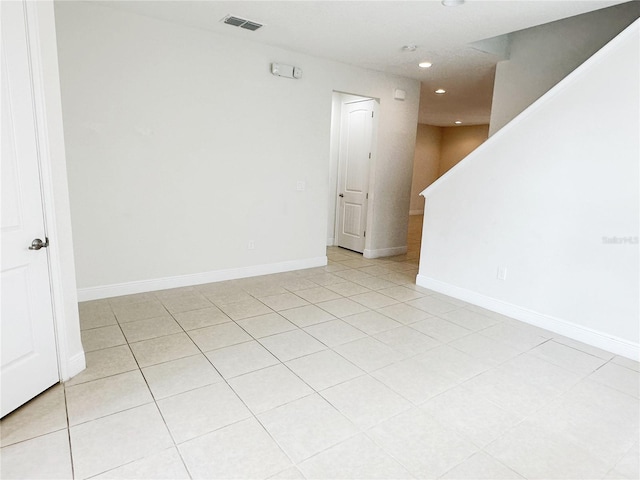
497;266;507;281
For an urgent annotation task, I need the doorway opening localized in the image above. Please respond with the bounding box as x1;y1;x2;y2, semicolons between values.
327;91;379;254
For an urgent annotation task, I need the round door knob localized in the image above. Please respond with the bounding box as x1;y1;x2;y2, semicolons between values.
29;238;49;250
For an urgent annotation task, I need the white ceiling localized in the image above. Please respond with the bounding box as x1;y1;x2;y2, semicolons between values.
96;0;628;125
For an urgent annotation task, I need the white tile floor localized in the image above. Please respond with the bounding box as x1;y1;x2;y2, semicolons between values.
1;218;639;479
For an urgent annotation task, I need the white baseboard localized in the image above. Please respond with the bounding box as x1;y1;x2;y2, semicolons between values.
364;246;408;259
78;256;327;301
62;351;86;381
327;237;335;246
416;274;639;360
409;210;424;216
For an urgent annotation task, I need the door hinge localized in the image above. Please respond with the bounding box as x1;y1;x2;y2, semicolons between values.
364;230;366;237
371;112;374;118
366;193;369;199
368;152;371;159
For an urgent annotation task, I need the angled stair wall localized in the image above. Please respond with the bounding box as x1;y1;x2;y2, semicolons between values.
417;20;639;359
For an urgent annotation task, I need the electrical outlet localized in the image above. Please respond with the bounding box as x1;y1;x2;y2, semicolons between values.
296;181;306;191
248;240;255;250
497;266;507;281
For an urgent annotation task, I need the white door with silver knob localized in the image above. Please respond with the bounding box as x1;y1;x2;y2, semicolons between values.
336;99;376;253
1;0;59;417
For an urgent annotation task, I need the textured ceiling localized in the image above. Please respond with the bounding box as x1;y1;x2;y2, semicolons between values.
95;0;629;125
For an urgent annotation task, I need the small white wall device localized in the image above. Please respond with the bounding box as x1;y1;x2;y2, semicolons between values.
271;63;303;79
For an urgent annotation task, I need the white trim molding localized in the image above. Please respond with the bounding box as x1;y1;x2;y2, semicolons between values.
416;274;639;360
363;246;407;259
78;256;328;301
65;352;87;379
27;0;85;381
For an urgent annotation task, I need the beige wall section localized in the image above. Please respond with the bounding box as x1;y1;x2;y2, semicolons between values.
409;125;442;214
410;124;488;214
438;125;490;176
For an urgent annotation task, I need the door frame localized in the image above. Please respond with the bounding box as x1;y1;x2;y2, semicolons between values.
18;0;85;382
335;98;376;253
328;91;379;253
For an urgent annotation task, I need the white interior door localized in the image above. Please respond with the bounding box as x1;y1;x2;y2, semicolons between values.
336;99;375;253
1;0;59;418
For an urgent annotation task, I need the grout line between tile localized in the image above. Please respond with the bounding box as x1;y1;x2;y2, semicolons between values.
61;382;76;479
70;238;638;480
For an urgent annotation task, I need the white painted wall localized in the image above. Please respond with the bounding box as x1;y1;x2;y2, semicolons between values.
489;2;640;136
418;21;639;359
54;2;419;298
30;1;84;379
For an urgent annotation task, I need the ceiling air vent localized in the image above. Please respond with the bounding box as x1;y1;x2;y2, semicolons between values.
222;15;263;31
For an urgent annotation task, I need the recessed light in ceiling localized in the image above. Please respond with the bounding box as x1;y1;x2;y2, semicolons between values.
402;45;418;52
435;88;446;94
454;120;462;124
442;0;465;6
418;62;432;68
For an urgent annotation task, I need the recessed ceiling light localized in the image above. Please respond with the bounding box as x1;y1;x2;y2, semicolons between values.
435;88;446;94
402;45;417;52
418;62;432;68
454;120;462;124
442;0;465;6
